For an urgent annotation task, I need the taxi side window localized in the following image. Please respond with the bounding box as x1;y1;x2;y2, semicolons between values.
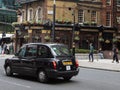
18;47;26;57
25;45;37;57
38;46;51;58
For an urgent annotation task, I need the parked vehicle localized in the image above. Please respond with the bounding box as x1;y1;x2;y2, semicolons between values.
4;43;79;83
0;34;14;54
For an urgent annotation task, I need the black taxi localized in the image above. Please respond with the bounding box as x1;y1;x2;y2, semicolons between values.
4;43;79;83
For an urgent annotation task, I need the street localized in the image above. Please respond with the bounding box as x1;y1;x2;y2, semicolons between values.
0;55;120;90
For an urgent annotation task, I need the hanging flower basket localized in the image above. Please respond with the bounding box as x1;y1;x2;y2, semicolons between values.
83;22;89;26
98;37;104;42
112;38;118;42
91;22;97;26
74;36;80;41
56;37;60;40
45;35;50;41
34;36;39;40
24;35;29;39
105;40;110;43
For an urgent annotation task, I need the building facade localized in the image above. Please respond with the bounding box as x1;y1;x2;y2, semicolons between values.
0;0;17;34
14;0;118;52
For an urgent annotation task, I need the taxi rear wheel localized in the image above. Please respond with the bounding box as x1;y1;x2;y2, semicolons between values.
5;65;13;76
37;70;48;83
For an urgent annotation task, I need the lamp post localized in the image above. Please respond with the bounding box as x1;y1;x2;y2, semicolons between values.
72;10;75;56
69;7;75;56
51;0;56;42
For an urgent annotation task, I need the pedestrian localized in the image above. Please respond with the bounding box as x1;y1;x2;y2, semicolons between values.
0;45;2;54
98;48;104;59
89;43;94;62
112;45;119;63
2;42;7;54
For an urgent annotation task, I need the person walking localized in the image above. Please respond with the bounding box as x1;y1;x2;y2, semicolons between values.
112;45;119;63
89;43;94;62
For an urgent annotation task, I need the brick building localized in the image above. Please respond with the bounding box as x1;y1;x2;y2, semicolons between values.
14;0;118;52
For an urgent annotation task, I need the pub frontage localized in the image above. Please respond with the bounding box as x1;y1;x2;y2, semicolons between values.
14;22;118;53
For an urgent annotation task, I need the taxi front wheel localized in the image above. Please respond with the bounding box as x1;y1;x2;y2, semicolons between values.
5;66;13;76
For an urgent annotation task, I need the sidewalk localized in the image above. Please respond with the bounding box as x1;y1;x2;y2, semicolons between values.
0;54;120;72
78;59;120;72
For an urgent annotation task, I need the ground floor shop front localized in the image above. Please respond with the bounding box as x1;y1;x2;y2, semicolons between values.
14;24;118;52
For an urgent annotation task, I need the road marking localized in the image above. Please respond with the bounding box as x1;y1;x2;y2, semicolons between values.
0;78;31;88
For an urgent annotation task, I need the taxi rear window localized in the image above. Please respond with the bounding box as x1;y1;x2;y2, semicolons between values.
51;45;71;56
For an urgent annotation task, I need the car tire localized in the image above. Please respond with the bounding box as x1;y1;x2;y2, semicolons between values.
63;76;72;81
5;66;13;76
37;70;48;83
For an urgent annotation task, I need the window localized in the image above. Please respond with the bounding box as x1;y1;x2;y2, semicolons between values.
117;0;120;5
106;12;111;26
18;47;26;57
51;45;71;56
25;45;37;57
117;17;120;24
22;10;25;22
38;46;50;58
106;0;111;5
28;8;33;21
91;11;97;22
36;7;42;21
78;10;84;23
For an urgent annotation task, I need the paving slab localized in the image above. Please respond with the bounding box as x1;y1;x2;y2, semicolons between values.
78;59;120;72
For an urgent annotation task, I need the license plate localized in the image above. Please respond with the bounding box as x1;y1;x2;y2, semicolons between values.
62;61;72;65
66;66;71;70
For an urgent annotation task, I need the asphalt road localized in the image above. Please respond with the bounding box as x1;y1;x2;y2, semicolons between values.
0;57;120;90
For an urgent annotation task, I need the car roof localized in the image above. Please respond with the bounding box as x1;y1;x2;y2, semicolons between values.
22;43;65;47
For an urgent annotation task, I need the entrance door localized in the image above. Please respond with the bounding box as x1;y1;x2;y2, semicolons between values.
102;33;113;50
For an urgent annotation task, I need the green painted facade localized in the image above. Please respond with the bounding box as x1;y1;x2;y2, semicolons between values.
0;0;17;33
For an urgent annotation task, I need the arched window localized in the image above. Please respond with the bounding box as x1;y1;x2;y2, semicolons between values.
36;7;42;21
28;8;33;21
22;10;25;22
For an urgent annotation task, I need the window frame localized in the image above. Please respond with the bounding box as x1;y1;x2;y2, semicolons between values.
78;9;84;23
22;9;25;22
36;6;42;22
106;12;111;26
91;10;97;22
28;8;33;21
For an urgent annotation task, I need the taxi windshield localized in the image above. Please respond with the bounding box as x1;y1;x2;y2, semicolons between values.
51;45;71;56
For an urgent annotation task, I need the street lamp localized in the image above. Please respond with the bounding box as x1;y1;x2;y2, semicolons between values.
51;0;56;42
69;7;75;56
